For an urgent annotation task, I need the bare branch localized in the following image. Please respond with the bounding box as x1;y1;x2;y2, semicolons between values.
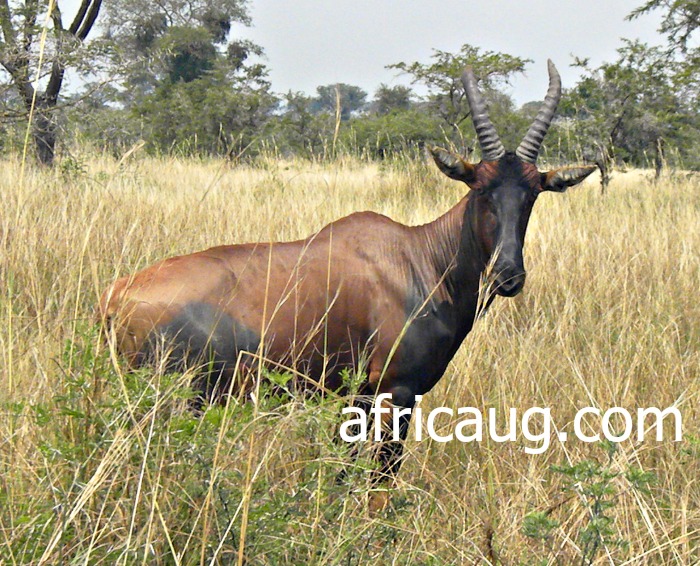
51;1;64;32
68;0;91;34
1;58;35;107
0;0;17;44
75;0;102;41
45;3;66;104
22;0;39;52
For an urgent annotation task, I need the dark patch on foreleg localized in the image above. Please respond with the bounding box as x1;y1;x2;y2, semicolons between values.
371;385;415;485
366;384;416;514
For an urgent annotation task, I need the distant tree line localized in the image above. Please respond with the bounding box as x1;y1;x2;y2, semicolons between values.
0;0;698;170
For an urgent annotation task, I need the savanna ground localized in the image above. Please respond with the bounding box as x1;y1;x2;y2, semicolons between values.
1;150;698;564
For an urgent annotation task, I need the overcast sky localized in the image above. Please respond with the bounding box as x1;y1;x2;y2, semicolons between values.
233;0;664;105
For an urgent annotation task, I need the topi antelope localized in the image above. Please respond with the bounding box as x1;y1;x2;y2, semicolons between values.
99;60;596;512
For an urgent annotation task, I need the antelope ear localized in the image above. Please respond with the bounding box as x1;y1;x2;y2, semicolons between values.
541;166;598;192
427;145;478;187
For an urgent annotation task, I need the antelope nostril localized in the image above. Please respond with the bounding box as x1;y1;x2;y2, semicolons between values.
496;271;526;296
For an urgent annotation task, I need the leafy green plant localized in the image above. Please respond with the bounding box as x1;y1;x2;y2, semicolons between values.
522;510;560;541
58;155;87;181
548;442;656;565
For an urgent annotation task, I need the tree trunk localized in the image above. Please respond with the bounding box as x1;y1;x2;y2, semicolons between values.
0;0;103;167
595;142;613;195
654;137;666;182
32;109;57;166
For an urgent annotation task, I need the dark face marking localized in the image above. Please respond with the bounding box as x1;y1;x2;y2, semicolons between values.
472;155;539;297
430;146;593;301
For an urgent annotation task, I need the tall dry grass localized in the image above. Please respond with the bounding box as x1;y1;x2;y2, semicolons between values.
0;152;698;564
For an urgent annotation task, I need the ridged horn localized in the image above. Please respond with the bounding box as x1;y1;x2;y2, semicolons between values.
461;67;505;161
515;59;562;164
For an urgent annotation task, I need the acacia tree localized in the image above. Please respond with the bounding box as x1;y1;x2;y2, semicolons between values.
100;0;255;97
387;44;530;148
0;0;102;164
371;84;413;116
91;0;274;156
628;0;699;166
628;0;699;52
561;40;696;185
268;91;332;156
311;83;368;120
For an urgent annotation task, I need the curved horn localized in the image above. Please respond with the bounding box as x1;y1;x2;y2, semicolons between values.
461;67;505;161
516;59;562;164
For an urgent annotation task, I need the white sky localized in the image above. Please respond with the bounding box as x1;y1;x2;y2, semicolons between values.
234;0;664;104
56;0;664;105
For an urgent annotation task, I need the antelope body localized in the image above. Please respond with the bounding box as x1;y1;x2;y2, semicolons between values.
100;61;596;509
